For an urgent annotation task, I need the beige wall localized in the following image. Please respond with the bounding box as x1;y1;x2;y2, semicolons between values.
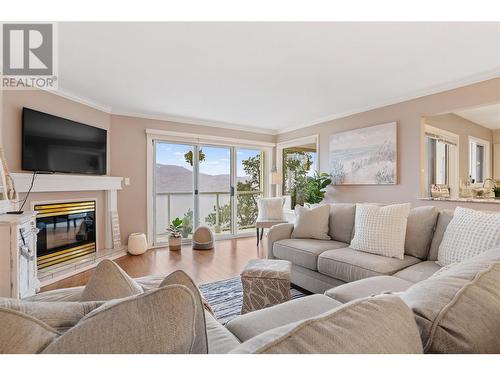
425;113;494;183
277;77;500;212
494;130;500;143
110;115;275;244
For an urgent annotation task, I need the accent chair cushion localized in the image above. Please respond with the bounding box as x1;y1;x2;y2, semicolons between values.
404;206;439;259
437;207;500;266
226;294;341;342
230;295;423;354
0;307;59;354
257;197;285;221
327;203;356;243
273;239;347;271
79;259;143;301
43;285;201;354
400;248;500;353
291;204;331;240
350;203;411;259
324;275;414;303
317;247;421;283
393;261;442;283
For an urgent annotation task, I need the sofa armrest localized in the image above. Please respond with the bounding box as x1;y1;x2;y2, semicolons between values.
267;223;294;259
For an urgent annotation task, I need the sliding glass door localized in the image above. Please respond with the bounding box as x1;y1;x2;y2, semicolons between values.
153;141;265;245
154;142;195;243
197;145;232;235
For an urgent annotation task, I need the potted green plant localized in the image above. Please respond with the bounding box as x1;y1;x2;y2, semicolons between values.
166;217;183;251
494;186;500;199
303;172;332;204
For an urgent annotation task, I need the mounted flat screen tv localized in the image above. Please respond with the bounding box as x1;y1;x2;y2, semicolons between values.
22;107;107;175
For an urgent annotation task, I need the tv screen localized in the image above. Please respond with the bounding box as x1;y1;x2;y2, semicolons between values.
22;108;107;175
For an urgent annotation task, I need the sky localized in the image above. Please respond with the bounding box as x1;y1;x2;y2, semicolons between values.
155;142;260;177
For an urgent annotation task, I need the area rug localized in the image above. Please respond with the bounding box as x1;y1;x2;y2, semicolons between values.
199;276;308;325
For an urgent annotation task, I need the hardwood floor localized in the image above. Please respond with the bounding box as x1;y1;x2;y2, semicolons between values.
41;236;266;292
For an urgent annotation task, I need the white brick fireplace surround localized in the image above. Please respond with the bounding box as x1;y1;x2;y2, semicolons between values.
11;173;124;286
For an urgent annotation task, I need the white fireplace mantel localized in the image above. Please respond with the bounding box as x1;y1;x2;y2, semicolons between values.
11;173;123;251
11;173;123;193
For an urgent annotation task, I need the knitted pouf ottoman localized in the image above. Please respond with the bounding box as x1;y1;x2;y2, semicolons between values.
240;259;292;314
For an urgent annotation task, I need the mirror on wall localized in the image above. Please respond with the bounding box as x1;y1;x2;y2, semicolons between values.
421;102;500;200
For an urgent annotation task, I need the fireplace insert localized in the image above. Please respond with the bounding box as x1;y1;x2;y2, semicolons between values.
35;201;96;270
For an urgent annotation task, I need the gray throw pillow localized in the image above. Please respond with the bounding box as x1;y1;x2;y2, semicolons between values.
43;285;201;354
159;270;209;353
400;248;500;353
80;259;143;301
291;204;331;240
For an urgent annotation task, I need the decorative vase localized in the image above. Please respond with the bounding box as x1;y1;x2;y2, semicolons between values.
127;233;148;255
168;236;182;251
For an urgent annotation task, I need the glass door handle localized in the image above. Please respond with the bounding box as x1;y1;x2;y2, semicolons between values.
230;186;235;196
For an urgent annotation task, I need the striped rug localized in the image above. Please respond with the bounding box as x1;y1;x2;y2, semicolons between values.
199;276;307;325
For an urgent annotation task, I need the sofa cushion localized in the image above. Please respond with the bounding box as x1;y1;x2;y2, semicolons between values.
80;259;143;301
328;203;356;243
427;209;454;261
0;298;103;333
273;239;347;271
230;295;423;354
394;261;441;283
0;307;59;353
350;203;411;259
291;204;331;240
205;311;240;354
404;206;439;259
318;247;421;283
225;294;341;342
400;248;500;353
43;285;202;354
324;276;414;303
437;207;500;267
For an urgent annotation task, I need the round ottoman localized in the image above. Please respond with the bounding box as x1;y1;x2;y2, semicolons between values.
127;233;148;255
192;226;214;250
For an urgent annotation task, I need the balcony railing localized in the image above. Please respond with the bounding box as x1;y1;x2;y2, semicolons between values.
155;190;262;240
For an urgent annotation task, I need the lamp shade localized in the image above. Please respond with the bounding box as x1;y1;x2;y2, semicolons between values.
270;171;283;185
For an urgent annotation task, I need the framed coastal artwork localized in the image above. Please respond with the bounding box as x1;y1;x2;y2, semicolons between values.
329;122;397;185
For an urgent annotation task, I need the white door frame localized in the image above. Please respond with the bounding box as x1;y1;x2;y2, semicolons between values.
276;134;319;197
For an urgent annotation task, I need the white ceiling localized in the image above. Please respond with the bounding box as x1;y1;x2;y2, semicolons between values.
454;103;500;130
57;22;500;134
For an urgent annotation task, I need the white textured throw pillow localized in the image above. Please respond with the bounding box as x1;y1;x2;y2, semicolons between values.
257;198;285;221
350;203;411;259
291;204;331;240
437;207;500;267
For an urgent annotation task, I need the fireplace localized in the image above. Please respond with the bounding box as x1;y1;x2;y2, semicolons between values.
35;201;96;270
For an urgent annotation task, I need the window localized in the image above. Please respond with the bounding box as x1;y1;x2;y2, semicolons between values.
424;126;458;198
469;137;490;184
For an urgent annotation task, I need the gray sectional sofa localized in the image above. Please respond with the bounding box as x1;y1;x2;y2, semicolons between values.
267;204;451;293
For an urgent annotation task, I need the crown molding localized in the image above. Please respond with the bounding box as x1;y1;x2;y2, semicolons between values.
111;109;278;135
42;87;112;113
277;69;500;134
